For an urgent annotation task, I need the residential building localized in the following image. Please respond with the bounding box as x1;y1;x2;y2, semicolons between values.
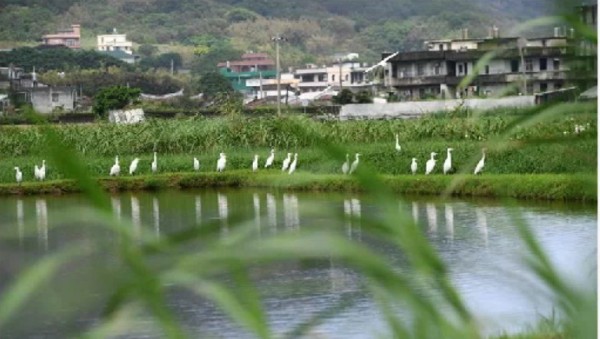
42;24;81;49
30;87;78;114
294;62;373;94
294;65;329;93
97;28;134;55
382;32;571;100
99;50;137;64
245;73;299;100
217;53;276;93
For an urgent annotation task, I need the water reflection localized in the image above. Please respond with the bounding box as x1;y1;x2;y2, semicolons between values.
153;197;160;239
111;196;121;222
475;207;489;246
35;198;48;250
195;195;202;226
253;193;261;236
16;199;24;246
131;196;141;240
426;203;438;235
445;203;454;242
344;198;362;240
217;193;229;234
266;193;277;234
283;193;299;230
412;201;419;223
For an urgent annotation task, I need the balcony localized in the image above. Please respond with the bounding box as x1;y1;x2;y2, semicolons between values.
386;75;449;87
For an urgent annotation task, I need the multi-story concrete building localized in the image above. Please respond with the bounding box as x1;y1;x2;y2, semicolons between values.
294;61;372;94
42;24;81;49
218;53;277;93
97;28;134;55
382;32;571;100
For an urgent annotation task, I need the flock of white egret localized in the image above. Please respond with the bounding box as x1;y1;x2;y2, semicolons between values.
11;136;487;184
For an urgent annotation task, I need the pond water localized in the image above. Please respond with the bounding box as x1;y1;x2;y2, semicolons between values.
0;189;596;338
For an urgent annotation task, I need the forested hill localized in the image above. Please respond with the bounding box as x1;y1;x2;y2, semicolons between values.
1;0;559;63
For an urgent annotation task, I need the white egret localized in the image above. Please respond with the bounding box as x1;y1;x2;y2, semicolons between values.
193;157;200;171
151;152;157;173
425;152;437;175
264;149;275;168
395;134;401;152
110;156;120;176
39;160;46;181
443;148;453;174
288;153;298;175
14;167;22;184
349;153;360;174
252;154;259;172
281;152;292;171
474;148;486;175
129;158;140;175
411;158;417;175
341;153;350;174
216;153;227;172
34;164;40;180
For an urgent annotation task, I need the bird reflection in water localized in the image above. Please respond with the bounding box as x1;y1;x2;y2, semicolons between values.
343;198;362;240
195;195;202;226
35;198;48;250
445;203;455;243
412;201;419;224
283;193;299;230
266;193;277;234
217;193;229;235
153;197;160;239
475;207;489;247
426;203;438;235
16;199;24;246
111;196;122;222
131;195;141;241
253;193;261;236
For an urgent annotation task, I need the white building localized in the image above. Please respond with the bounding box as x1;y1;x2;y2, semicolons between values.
97;28;133;55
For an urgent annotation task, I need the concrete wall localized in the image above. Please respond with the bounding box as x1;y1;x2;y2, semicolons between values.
31;88;75;114
339;96;535;120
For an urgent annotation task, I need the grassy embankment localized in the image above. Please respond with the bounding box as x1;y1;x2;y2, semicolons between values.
0;109;596;200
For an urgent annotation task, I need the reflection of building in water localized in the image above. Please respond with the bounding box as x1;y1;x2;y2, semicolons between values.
253;193;261;236
195;195;202;225
475;207;489;246
445;203;454;242
426;203;438;235
217;193;229;234
152;197;160;238
35;199;48;250
412;201;419;223
16;199;24;245
131;196;141;240
283;193;300;230
111;196;122;222
266;193;277;233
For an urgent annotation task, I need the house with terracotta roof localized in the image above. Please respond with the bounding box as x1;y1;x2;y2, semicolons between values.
217;53;277;93
42;24;81;49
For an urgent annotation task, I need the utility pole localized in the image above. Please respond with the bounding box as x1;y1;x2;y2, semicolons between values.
272;36;286;115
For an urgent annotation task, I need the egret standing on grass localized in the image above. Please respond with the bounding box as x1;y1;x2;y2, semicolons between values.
129;158;140;175
110;156;120;176
443;148;453;174
425;152;437;175
265;149;275;168
474;148;486;175
282;153;292;171
193;157;200;171
39;160;46;181
151;152;158;173
217;153;227;172
14;167;22;185
349;153;360;174
288;153;298;175
411;158;418;175
252;154;259;172
341;154;350;174
395;134;401;152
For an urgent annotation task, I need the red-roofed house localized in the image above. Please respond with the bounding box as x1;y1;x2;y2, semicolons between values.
217;53;275;72
42;24;81;49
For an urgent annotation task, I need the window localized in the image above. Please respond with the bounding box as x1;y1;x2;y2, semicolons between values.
345;74;349;81
540;83;548;92
510;59;519;72
434;63;441;75
485;65;490;74
525;59;533;72
52;93;59;102
553;58;560;71
458;64;464;74
439;44;444;51
417;63;424;76
331;74;335;82
539;58;547;71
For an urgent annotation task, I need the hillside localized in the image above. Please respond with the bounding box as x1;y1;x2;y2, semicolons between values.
1;0;560;65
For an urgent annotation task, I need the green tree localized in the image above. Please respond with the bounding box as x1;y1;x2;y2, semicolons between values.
355;90;373;103
196;71;234;99
332;88;354;104
93;85;141;117
137;44;158;58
